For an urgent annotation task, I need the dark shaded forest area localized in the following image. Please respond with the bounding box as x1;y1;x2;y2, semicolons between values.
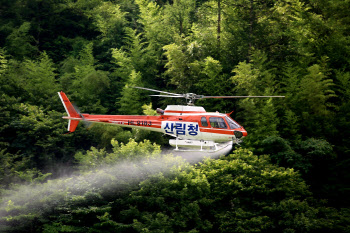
0;0;350;232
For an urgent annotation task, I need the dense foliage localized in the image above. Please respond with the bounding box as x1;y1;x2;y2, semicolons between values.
1;0;350;232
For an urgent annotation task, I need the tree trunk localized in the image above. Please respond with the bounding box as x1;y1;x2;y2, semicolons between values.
217;0;221;57
248;0;253;60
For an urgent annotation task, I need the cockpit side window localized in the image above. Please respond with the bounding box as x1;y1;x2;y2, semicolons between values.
225;116;240;129
201;117;208;127
209;117;227;129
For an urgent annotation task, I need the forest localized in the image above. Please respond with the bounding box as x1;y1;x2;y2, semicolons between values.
0;0;350;232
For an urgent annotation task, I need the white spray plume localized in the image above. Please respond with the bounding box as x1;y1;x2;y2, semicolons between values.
0;150;221;220
0;148;227;231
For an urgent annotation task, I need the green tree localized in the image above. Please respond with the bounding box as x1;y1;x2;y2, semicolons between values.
299;64;336;116
262;136;334;174
0;94;93;172
163;41;202;91
281;61;337;137
5;22;38;59
88;0;128;68
111;27;157;82
163;0;196;36
0;149;51;189
118;70;146;115
307;0;350;69
135;0;172;52
22;52;59;108
1;51;60;109
89;2;127;41
231;50;281;149
110;148;348;232
61;42;110;113
0;48;7;75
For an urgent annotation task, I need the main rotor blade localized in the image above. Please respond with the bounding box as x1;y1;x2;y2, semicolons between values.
132;86;182;96
201;96;285;98
149;95;185;98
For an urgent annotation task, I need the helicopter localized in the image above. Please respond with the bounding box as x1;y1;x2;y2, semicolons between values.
58;87;284;156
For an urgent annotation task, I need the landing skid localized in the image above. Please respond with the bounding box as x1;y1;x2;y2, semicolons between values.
169;140;234;162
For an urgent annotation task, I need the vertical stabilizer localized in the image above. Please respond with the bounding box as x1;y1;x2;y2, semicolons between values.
58;91;81;132
67;119;80;133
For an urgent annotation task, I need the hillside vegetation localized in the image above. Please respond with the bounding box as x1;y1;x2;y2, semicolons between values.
1;0;350;232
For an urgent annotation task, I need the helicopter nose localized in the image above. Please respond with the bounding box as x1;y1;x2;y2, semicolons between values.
234;130;248;138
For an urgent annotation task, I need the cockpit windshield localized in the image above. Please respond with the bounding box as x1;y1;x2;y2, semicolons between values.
209;117;227;129
225;116;241;129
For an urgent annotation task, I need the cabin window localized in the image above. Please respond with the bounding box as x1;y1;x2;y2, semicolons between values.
225;116;240;129
201;117;208;127
209;117;227;129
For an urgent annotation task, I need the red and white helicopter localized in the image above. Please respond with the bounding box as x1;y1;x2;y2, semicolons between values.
58;87;284;156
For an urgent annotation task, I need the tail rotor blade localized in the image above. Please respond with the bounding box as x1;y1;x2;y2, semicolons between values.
72;103;93;128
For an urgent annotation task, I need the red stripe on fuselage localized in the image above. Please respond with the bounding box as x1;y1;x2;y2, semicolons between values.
72;114;246;136
81;114;163;129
